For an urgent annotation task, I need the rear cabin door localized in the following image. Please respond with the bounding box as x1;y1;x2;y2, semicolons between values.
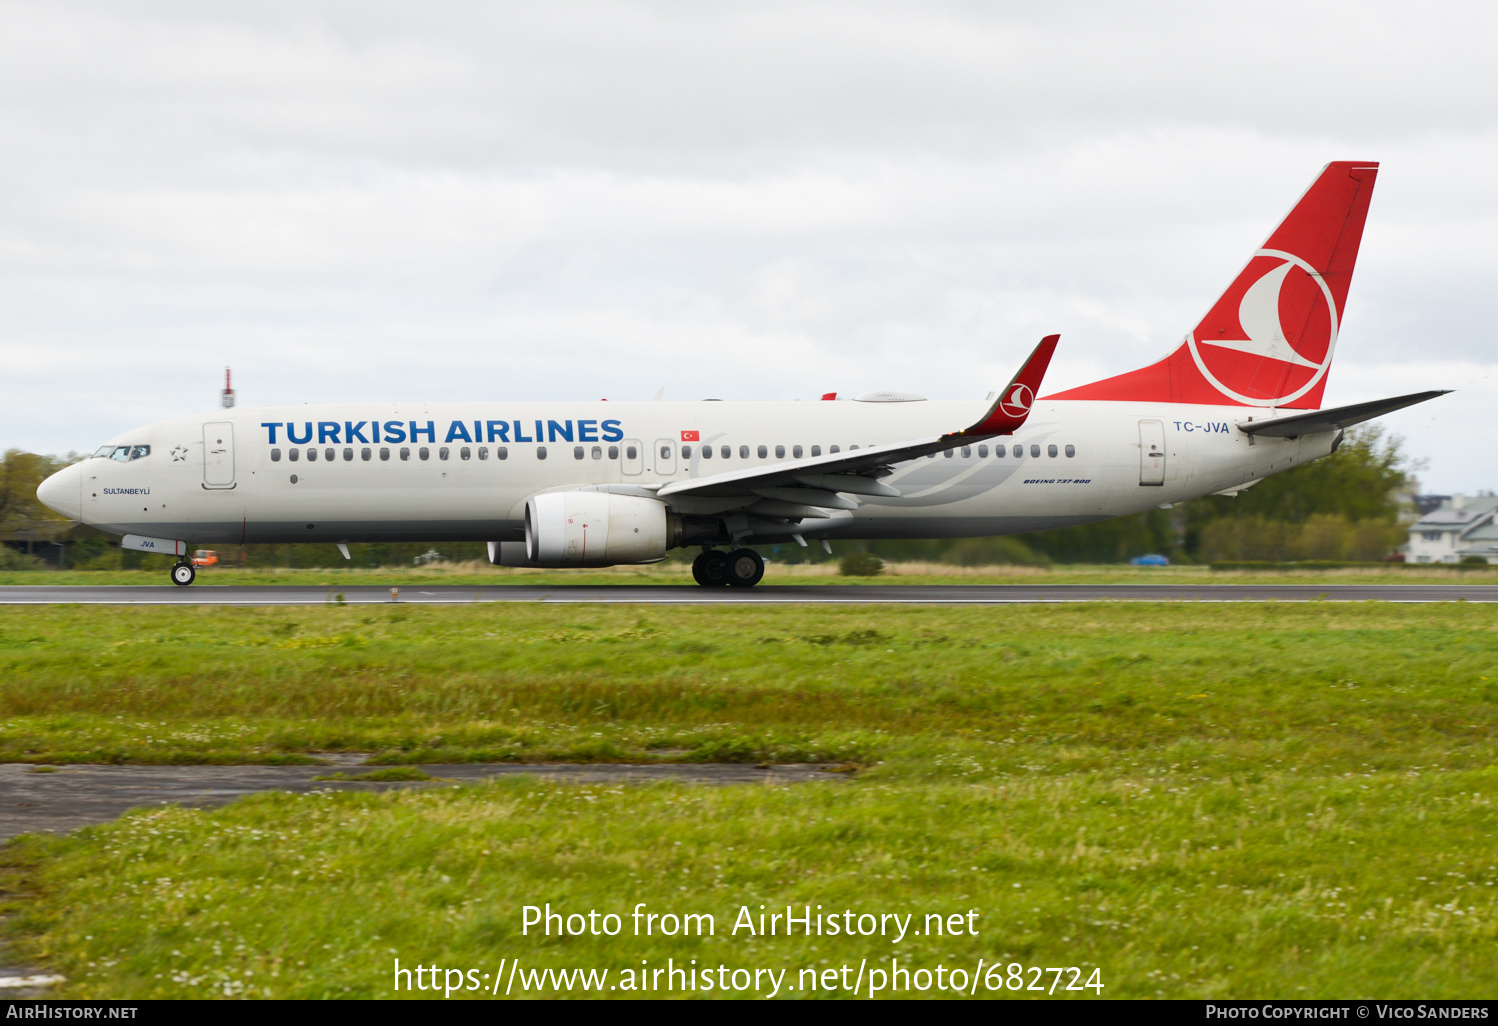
203;422;236;488
621;439;643;476
1138;419;1166;486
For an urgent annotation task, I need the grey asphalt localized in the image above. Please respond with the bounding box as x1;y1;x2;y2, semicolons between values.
0;761;839;842
1;583;1497;604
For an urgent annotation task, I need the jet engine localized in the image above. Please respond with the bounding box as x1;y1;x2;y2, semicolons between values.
509;491;670;568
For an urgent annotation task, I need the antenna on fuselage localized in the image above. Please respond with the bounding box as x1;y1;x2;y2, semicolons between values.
221;367;236;409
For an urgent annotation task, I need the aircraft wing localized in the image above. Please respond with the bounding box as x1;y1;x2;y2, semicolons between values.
1236;390;1450;438
656;335;1058;510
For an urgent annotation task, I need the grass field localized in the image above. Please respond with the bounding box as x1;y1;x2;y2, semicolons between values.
0;602;1494;999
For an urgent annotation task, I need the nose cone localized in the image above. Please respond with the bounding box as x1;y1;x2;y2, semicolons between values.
36;463;83;521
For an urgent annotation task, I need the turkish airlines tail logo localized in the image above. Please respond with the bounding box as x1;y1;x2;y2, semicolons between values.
1047;161;1378;410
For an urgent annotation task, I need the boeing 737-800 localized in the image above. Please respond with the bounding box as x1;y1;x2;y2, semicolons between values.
36;161;1446;587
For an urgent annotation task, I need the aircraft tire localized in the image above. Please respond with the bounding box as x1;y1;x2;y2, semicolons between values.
725;548;764;588
170;562;196;587
692;550;730;587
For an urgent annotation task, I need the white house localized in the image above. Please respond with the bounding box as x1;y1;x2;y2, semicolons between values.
1406;494;1498;563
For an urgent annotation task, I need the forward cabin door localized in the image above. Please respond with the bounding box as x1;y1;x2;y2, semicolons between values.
1138;420;1166;486
203;422;236;488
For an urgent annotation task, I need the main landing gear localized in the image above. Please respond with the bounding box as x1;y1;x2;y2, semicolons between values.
691;547;764;588
170;560;196;587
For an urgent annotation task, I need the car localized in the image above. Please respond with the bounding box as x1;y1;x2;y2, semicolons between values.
1129;554;1169;567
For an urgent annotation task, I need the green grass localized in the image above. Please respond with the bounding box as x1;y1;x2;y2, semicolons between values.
0;603;1494;998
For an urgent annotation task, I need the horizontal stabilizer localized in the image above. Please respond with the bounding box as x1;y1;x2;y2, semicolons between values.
1237;390;1450;437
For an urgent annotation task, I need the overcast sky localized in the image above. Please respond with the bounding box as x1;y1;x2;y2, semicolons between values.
3;1;1495;492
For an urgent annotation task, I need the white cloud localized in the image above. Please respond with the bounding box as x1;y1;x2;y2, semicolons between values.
1;0;1496;492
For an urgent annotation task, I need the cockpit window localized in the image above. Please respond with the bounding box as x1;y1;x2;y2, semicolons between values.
103;445;150;462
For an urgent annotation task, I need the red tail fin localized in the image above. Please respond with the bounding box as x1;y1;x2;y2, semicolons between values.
1048;161;1379;409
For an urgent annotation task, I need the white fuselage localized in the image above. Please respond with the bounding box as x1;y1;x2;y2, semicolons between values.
47;397;1334;550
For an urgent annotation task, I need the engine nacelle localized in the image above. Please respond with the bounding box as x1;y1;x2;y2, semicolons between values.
517;491;669;567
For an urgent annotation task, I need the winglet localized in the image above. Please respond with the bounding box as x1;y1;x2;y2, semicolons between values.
957;334;1059;437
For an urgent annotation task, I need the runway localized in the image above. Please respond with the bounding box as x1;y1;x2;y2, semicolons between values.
2;583;1497;604
0;761;839;841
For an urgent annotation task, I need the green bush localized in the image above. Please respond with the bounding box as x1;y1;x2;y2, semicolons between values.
838;553;884;577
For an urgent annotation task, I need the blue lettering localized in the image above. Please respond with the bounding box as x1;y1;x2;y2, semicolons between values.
1184;422;1193;432
486;421;510;443
345;421;369;443
371;421;380;443
445;421;473;443
318;422;341;444
601;419;623;442
474;421;482;444
577;419;599;442
535;420;544;444
287;422;313;445
514;420;533;443
410;421;435;443
382;421;406;443
547;419;574;442
261;422;281;444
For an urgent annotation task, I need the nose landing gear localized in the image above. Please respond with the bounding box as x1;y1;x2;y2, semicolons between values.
170;561;196;587
691;547;764;587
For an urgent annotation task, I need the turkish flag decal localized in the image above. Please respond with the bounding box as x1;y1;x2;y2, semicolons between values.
680;430;700;442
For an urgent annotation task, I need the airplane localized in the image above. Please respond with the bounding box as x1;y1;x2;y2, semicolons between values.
36;160;1447;587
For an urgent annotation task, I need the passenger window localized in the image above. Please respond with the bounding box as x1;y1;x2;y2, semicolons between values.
419;447;430;461
792;445;803;458
1065;444;1075;458
660;444;672;460
271;449;282;462
830;445;840;453
740;445;749;459
608;445;618;459
361;447;371;461
460;447;471;460
307;448;318;462
496;447;508;460
439;447;450;460
537;446;548;460
574;446;584;460
977;445;988;458
775;445;785;458
1013;444;1022;458
343;448;353;461
289;448;299;462
626;445;638;460
478;446;489;460
380;447;390;461
849;445;859;451
961;446;971;458
130;445;150;460
701;445;712;459
325;448;335;462
681;445;692;459
1030;444;1040;458
721;445;730;459
591;446;602;460
811;445;821;457
1047;444;1058;457
757;445;767;459
400;447;410;461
